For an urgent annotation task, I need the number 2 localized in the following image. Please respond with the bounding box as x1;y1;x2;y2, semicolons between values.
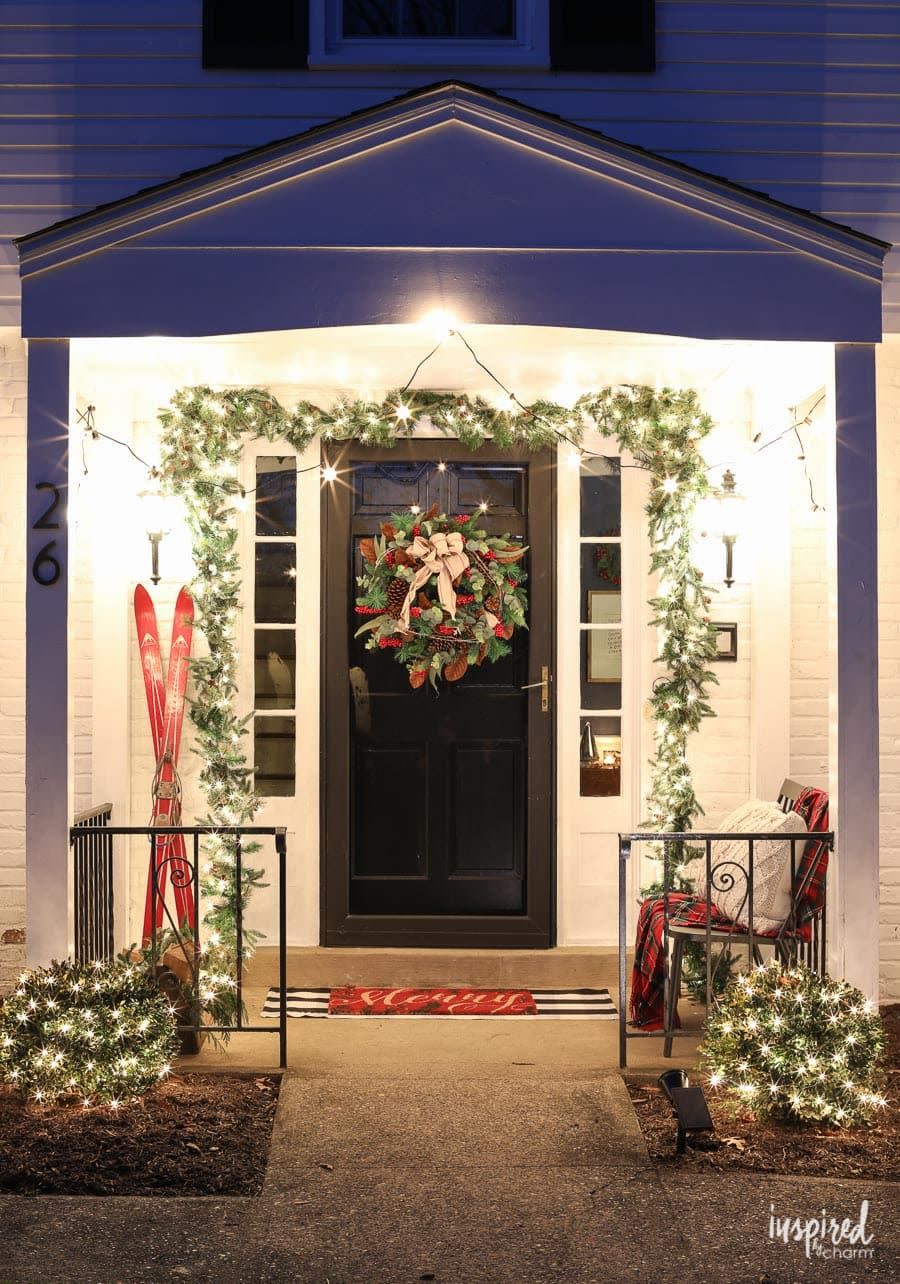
34;482;61;530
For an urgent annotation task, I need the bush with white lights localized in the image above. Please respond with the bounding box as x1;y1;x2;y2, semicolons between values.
702;960;887;1127
0;958;180;1107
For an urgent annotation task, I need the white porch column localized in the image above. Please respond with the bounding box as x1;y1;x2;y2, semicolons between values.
25;338;71;964
833;343;879;998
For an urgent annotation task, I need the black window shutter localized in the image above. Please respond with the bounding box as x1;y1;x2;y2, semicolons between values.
550;1;655;73
203;0;310;70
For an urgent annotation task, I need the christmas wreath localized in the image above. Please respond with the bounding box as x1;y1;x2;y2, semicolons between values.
354;505;528;688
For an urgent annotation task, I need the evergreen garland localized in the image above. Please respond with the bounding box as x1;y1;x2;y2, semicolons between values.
156;382;719;1005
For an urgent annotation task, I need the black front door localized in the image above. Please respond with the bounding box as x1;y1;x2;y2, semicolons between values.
322;442;554;947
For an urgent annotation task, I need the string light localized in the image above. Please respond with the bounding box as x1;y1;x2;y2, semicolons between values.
0;959;179;1107
703;960;885;1127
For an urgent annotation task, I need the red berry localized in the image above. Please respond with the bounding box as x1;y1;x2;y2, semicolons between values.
412;525;421;537
494;624;505;638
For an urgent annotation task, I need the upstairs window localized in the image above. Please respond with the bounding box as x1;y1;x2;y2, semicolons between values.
203;1;655;72
317;0;544;66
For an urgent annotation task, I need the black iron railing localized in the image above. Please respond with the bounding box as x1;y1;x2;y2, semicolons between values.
68;823;288;1068
72;803;114;963
618;829;834;1068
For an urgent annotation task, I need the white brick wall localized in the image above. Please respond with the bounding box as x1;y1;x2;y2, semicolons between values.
878;337;900;1000
0;330;26;990
789;420;830;792
689;585;752;825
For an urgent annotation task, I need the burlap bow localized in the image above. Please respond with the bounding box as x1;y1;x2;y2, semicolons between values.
400;531;470;628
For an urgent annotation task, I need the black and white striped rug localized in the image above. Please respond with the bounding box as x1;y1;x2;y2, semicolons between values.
262;987;616;1019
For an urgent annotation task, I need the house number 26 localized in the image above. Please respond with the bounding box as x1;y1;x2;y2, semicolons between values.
31;482;62;586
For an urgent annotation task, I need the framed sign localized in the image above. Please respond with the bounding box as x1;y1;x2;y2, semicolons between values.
712;622;738;661
587;591;622;683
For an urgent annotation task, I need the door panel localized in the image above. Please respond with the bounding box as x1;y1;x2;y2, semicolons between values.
322;441;554;947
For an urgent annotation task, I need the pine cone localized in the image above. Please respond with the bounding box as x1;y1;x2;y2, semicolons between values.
427;636;455;655
485;594;501;614
387;577;409;618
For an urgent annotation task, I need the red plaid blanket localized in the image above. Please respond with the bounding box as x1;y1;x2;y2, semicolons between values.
628;787;830;1031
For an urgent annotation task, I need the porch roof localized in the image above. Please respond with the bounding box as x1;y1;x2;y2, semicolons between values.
16;81;889;343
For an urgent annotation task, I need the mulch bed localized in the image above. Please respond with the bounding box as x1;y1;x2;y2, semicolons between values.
0;1073;280;1196
625;1004;900;1180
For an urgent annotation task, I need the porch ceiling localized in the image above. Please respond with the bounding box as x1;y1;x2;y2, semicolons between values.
18;82;888;343
73;323;829;427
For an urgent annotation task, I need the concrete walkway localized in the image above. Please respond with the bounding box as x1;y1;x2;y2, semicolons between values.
5;1053;899;1283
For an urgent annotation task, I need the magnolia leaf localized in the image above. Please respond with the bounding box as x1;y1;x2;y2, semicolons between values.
409;668;427;690
359;538;377;565
444;654;468;682
354;617;383;638
381;522;397;539
496;544;529;564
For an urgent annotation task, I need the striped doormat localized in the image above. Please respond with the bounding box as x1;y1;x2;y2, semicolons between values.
262;986;616;1019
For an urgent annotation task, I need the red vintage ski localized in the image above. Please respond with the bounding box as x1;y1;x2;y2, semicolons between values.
134;584;196;945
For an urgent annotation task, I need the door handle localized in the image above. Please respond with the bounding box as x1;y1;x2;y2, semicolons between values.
521;665;550;713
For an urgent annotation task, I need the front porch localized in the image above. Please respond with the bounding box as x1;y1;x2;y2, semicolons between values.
17;83;884;1034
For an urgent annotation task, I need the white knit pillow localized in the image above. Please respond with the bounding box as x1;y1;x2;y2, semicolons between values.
688;799;808;933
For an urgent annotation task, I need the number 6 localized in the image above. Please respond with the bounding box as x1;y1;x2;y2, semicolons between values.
32;539;61;586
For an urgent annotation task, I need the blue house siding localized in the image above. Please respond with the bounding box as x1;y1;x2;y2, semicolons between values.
2;0;900;326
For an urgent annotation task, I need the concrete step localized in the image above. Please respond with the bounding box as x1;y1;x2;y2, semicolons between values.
246;946;618;990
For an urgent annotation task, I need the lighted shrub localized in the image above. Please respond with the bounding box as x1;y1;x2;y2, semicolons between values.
702;960;887;1127
0;958;180;1107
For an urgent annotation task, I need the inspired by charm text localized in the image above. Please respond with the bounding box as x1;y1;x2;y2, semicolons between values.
769;1200;875;1260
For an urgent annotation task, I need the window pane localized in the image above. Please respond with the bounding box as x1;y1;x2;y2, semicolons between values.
580;631;621;709
256;456;297;536
580;458;620;537
581;544;621;623
255;545;296;623
579;717;621;797
454;464;524;516
343;0;400;36
343;0;514;37
457;0;513;37
255;628;296;709
255;716;295;796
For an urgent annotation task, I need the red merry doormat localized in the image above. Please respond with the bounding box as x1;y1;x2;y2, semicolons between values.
328;986;538;1016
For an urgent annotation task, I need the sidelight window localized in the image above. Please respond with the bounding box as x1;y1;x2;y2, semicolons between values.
579;458;622;797
253;455;298;796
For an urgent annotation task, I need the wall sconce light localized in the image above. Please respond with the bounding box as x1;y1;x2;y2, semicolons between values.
718;469;744;589
138;468;172;585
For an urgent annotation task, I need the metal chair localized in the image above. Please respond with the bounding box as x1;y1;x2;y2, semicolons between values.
662;779;832;1057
